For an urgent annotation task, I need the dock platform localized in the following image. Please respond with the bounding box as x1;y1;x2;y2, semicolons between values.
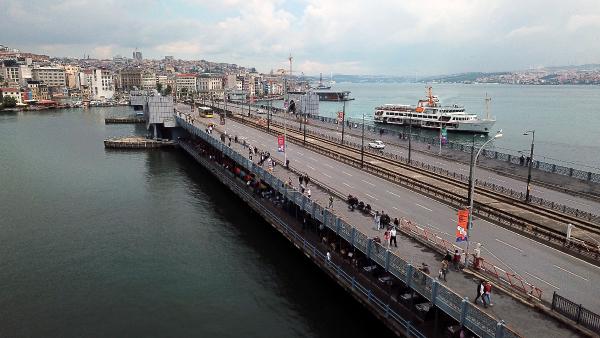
103;137;176;149
105;116;146;124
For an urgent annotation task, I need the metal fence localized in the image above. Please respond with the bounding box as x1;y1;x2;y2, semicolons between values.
305;114;600;183
176;114;521;338
551;292;600;334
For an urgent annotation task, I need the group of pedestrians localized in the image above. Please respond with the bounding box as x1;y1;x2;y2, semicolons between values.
474;280;494;308
299;174;311;198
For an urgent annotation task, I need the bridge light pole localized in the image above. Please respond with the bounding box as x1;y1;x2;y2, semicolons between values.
361;114;365;168
465;130;503;265
408;117;412;164
523;130;535;203
341;100;346;145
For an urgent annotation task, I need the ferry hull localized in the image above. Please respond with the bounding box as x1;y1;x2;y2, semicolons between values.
374;119;496;134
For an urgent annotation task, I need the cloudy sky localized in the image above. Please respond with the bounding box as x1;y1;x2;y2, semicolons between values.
2;0;600;75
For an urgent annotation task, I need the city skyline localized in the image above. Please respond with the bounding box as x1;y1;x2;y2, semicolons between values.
3;0;600;76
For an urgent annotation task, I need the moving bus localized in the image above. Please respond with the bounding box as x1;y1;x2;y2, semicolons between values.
198;106;214;118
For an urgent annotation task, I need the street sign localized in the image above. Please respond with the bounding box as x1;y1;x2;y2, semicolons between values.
456;209;469;242
441;126;448;145
277;134;285;152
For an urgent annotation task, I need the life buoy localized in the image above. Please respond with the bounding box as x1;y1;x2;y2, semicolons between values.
415;107;424;113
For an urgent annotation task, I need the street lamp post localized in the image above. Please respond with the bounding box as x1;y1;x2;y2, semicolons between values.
361;114;365;168
303;113;307;145
524;130;535;203
408;117;412;164
341;100;346;145
464;130;503;264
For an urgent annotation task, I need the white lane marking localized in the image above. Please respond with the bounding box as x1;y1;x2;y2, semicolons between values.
309;157;318;162
343;182;353;188
297;151;305;156
324;163;334;168
261;143;267;147
365;193;378;200
415;203;432;212
482;220;600;271
524;272;560;290
449;218;456;223
392;207;399;210
307;165;315;170
387;190;402;198
342;171;352;176
553;265;589;281
495;238;523;253
361;179;375;186
322;173;332;178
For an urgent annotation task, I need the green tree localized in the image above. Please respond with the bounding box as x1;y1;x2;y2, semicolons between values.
165;84;172;95
157;82;163;93
2;96;17;108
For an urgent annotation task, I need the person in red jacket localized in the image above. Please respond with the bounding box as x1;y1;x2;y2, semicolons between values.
483;281;493;307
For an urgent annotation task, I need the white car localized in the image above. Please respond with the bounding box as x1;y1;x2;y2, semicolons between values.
368;140;385;149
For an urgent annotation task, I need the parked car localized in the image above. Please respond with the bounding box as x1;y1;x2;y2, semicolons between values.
368;140;385;149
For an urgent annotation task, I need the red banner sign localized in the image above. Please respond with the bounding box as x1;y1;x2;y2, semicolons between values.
277;135;285;152
337;111;344;122
456;209;469;242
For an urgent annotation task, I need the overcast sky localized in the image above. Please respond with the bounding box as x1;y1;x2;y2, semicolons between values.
2;0;600;75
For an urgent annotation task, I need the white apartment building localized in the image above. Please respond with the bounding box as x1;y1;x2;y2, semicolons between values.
64;65;80;89
1;60;20;86
0;87;23;105
197;76;223;92
89;69;114;100
175;73;197;96
141;71;156;90
32;67;66;87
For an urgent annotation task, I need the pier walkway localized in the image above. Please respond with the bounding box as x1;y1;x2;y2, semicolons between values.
176;109;588;337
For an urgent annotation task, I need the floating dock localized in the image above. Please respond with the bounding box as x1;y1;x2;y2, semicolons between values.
104;116;146;124
103;137;176;149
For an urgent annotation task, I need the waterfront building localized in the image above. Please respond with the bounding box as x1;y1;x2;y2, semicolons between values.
1;60;20;87
64;65;80;89
26;80;49;101
18;65;32;86
119;68;143;91
0;87;23;105
175;73;197;98
156;75;168;87
141;71;157;90
89;69;114;100
32;66;66;88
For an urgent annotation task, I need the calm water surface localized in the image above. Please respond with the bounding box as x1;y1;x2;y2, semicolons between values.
0;108;394;337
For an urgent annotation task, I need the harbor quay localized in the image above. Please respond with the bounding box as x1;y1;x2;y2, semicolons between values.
172;112;586;338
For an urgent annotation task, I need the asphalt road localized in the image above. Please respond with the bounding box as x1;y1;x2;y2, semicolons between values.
179;103;600;313
218;102;600;217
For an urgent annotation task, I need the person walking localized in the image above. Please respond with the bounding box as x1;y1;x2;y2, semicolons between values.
483;281;493;307
452;250;462;271
374;211;381;230
306;188;311;199
439;259;449;282
390;226;397;247
328;195;334;209
474;280;486;307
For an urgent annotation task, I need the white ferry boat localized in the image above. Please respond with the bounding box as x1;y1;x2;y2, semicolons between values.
373;87;496;133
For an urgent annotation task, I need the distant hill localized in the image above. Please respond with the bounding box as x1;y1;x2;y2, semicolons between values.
420;72;510;83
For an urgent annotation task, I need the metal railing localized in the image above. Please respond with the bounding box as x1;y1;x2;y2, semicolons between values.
176;114;522;338
288;112;600;183
551;292;600;334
